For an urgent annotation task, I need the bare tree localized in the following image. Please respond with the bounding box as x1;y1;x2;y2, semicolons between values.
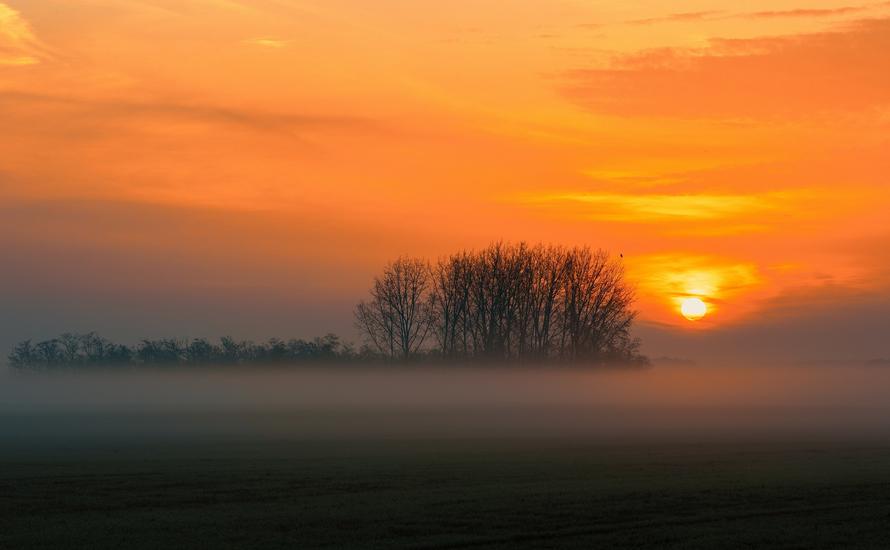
8;340;36;368
430;252;474;359
423;242;641;364
526;244;569;360
558;247;636;361
355;257;433;360
355;296;396;359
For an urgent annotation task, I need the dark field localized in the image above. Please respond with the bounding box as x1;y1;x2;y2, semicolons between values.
5;437;890;549
4;367;890;548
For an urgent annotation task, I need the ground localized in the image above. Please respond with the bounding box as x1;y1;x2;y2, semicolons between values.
4;436;890;549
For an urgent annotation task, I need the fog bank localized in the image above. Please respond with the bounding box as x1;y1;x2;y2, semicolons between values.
3;364;890;444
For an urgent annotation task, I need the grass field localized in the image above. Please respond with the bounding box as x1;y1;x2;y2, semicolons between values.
4;435;890;549
5;367;890;548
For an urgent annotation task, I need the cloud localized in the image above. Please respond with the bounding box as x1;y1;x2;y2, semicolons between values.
742;6;871;19
562;18;890;119
630;254;762;301
522;190;794;223
627;11;724;25
133;0;255;14
246;37;288;48
0;2;47;66
0;91;377;138
625;4;884;25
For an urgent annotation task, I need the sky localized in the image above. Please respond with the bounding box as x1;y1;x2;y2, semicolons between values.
1;0;888;361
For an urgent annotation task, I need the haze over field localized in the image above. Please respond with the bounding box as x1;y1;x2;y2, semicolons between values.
5;364;890;445
2;0;889;363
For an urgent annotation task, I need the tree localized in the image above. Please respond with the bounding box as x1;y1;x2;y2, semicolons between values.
359;242;644;364
186;338;216;364
136;338;184;365
35;339;63;367
430;252;474;359
59;333;82;365
8;340;36;369
219;336;246;364
355;256;433;360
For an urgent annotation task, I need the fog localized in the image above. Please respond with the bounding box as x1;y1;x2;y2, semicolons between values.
3;363;890;446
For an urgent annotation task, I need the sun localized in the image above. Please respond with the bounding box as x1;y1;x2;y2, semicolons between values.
680;297;708;321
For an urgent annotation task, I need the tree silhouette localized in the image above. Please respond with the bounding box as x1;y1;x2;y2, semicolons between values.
357;242;645;364
355;257;434;360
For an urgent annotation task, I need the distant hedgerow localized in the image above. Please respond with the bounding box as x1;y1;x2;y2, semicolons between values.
7;332;366;370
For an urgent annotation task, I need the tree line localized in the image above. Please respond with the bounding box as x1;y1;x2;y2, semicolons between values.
356;242;647;365
7;333;355;369
7;242;648;369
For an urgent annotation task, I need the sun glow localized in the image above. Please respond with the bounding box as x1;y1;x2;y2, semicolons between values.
680;297;708;321
626;255;763;326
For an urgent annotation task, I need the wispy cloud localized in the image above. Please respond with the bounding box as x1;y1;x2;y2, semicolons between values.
133;0;256;14
742;6;871;19
524;191;788;222
630;254;761;299
246;37;288;48
0;2;47;66
563;18;890;119
0;91;377;138
625;3;887;25
627;11;723;25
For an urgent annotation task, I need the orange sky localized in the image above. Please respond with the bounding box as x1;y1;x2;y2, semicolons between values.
1;0;889;358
